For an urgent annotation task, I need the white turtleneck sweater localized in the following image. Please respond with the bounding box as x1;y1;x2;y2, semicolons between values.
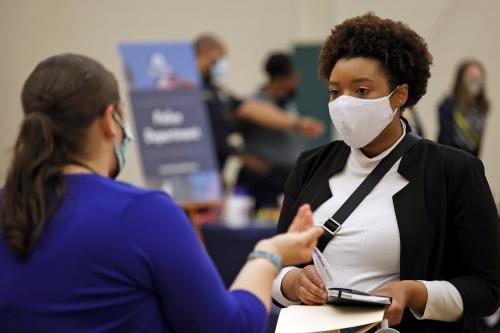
272;124;464;322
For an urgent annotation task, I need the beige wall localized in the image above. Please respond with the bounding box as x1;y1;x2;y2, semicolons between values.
0;0;297;186
1;0;499;193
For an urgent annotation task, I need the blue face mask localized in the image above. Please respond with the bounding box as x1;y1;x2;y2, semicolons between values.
112;112;133;175
211;57;228;78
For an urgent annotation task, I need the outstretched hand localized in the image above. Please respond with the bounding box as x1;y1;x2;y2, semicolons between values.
256;204;323;267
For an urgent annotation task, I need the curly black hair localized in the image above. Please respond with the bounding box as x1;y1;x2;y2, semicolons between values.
319;13;433;109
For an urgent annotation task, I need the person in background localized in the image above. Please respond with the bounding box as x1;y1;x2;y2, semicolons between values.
437;60;490;157
194;34;324;176
0;54;324;333
238;52;305;208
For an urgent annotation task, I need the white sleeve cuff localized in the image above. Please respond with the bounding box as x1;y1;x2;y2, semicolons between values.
411;280;464;322
272;266;302;307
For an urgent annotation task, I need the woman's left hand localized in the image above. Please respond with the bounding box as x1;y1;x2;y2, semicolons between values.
371;280;428;327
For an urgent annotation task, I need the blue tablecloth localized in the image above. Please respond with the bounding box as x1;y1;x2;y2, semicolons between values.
201;222;280;333
201;222;276;287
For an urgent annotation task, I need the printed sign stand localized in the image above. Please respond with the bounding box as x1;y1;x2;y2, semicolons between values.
119;42;222;237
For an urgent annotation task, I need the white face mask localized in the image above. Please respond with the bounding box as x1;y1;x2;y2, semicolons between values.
328;87;399;148
464;79;483;96
211;57;228;78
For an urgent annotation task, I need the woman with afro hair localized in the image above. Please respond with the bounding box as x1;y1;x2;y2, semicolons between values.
272;13;500;332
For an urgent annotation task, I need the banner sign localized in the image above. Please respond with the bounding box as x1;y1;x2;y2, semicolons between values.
119;42;221;203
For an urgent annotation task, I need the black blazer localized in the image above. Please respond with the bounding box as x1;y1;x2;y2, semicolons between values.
276;136;500;332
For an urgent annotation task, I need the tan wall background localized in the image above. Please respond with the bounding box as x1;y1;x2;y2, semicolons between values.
1;0;499;194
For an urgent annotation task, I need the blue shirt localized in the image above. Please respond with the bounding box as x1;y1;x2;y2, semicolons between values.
0;174;266;333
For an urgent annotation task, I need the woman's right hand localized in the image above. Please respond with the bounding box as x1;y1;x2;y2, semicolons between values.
285;265;327;304
255;204;323;267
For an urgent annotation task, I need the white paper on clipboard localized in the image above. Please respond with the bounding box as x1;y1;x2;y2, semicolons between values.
275;304;384;333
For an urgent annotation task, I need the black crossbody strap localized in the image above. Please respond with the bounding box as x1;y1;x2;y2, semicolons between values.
316;133;421;252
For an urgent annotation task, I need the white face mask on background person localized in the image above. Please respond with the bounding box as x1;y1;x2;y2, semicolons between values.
464;79;483;96
211;57;229;78
328;87;399;148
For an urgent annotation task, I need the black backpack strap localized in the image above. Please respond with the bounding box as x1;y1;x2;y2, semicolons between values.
316;133;421;252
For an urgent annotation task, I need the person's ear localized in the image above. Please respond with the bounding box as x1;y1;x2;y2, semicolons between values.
208;49;220;64
392;84;409;110
101;105;120;140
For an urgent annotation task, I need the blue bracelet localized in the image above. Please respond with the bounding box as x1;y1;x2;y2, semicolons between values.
248;250;282;273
